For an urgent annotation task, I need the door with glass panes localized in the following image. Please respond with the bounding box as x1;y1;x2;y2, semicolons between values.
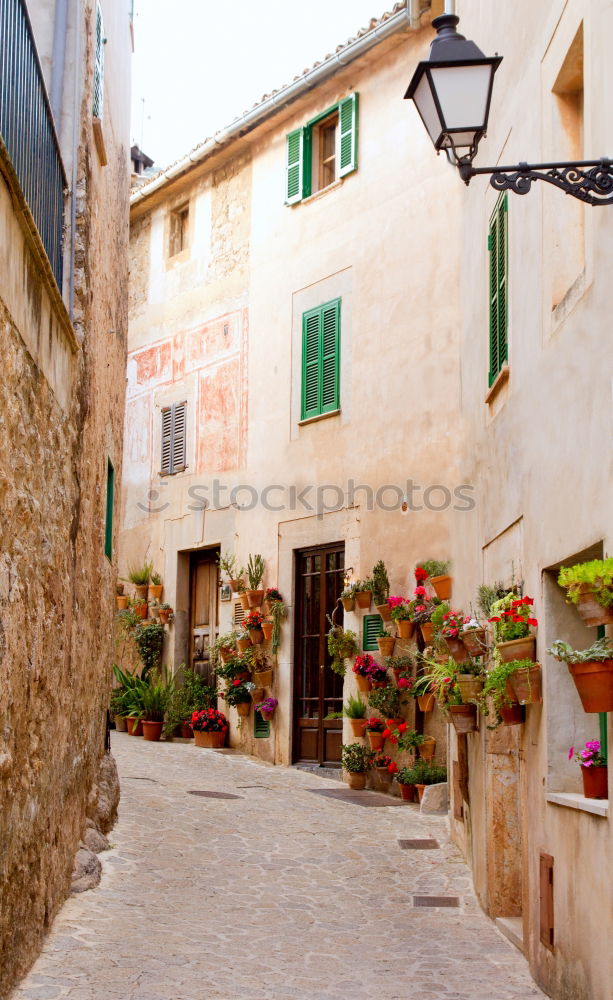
293;544;345;764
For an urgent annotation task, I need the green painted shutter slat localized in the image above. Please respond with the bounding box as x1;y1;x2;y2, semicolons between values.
286;128;303;204
498;195;508;367
302;311;321;419
339;93;358;177
254;710;271;739
104;459;114;560
301;299;341;420
321;301;340;412
488;214;499;385
488;194;508;387
363;614;383;651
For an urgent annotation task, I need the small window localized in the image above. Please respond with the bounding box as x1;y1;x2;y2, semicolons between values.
488;193;508;387
312;112;339;193
301;298;341;420
93;2;105;118
363;615;384;652
104;458;114;561
286;93;358;204
161;402;187;475
169;205;189;257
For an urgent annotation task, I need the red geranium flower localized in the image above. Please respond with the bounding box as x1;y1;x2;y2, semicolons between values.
414;586;427;597
388;761;399;774
397;722;408;733
381;729;392;740
527;618;538;627
232;679;241;687
415;568;428;582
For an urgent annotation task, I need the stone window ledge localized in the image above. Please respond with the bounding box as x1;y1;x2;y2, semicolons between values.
484;364;510;405
547;791;609;818
298;409;340;427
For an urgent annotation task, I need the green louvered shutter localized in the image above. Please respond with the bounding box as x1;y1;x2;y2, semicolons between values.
286;128;303;204
321;300;340;413
363;615;383;651
339;93;359;177
488;194;508;386
302;311;321;419
301;299;341;420
93;2;105;118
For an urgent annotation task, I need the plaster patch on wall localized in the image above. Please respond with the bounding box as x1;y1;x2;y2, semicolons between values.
197;359;242;473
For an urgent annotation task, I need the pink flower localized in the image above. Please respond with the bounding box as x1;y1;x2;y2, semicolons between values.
414;586;427;597
568;747;574;760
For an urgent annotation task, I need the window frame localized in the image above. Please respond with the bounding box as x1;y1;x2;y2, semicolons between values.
286;93;358;205
300;298;341;421
488;192;509;387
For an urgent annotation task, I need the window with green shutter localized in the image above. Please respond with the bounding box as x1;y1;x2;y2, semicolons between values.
488;193;508;386
301;299;341;420
363;615;384;651
93;2;105;118
104;458;114;561
254;711;271;739
285;94;358;204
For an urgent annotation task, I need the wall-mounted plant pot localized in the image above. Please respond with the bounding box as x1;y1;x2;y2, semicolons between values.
417;692;436;712
419;622;434;645
142;720;163;742
262;622;273;641
429;574;452;600
251;686;266;705
248;628;264;645
396;620;415;640
134;583;148;600
194;729;225;748
348;718;368;737
355;591;372;610
341;595;355;612
236;701;251;717
158;609;172;624
370;679;388;690
260;709;275;723
399;782;415;802
346;771;366;790
377;603;392;623
496;635;536;663
377;635;396;657
148;584;163;602
254;669;273;688
509;664;542;705
220;646;235;664
247;589;265;608
448;704;478;734
236;637;252;652
574;586;613;627
229;578;242;593
581;764;609;799
116;582;125;596
418;736;436;762
239;592;251;611
568;660;613;713
134;602;148;620
500;704;525;726
456;675;484;703
415;783;427;803
462;628;487;657
116;595;129;611
355;674;370;693
366;730;384;751
445;638;470;664
127;718;143;736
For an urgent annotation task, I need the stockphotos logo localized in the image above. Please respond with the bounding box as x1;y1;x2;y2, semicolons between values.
138;479;476;519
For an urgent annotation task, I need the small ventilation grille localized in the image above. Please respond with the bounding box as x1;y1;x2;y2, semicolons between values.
363;614;384;651
254;711;271;739
413;896;460;908
399;839;440;850
234;601;246;626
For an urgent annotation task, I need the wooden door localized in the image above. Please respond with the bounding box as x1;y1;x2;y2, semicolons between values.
189;551;219;684
293;544;345;765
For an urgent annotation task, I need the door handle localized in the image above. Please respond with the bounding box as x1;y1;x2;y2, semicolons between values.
320;664;325;671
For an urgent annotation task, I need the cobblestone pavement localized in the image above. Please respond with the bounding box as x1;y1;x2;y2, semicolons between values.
12;734;545;1000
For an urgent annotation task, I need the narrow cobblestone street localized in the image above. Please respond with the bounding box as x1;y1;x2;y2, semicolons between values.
13;736;545;1000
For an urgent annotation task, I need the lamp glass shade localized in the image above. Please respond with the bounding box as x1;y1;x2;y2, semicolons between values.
413;72;442;146
430;63;494;132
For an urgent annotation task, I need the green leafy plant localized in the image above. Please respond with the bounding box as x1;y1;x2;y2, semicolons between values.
385;654;414;673
128;561;153;586
365;717;385;732
416;560;450;579
112;665;149;719
477;582;509;618
354;578;373;594
243;644;270;675
479;655;520;728
558;558;613;608
327;618;358;676
116;606;140;631
324;711;343;720
371;561;390;606
341;743;374;773
223;680;254;706
398;760;447;785
150;571;162;587
216;653;249;681
134;622;165;678
341;582;357;599
343;694;367;719
367;684;404;720
489;594;537;642
141;671;175;722
164;666;217;738
547;637;613;663
269;599;287;655
217;552;245;581
247;554;265;590
430;601;451;636
211;631;240;668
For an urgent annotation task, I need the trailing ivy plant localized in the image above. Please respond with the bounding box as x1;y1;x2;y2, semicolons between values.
269;599;287;655
326;618;358;676
134;622;165;678
367;684;404;720
478;653;520;729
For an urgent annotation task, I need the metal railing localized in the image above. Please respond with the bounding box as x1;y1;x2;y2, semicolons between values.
0;0;66;289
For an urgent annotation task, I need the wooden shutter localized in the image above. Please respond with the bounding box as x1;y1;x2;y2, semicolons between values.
321;300;340;413
161;407;172;475
302;311;321;419
254;710;271;739
488;194;508;386
172;401;186;473
339;93;358;177
286;128;303;204
104;459;114;561
539;853;555;951
301;299;341;420
363;615;383;651
93;2;104;118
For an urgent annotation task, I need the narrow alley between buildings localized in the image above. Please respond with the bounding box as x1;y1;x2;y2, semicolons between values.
13;737;545;1000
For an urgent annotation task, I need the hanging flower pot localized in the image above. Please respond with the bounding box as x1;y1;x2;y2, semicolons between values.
134;601;148;620
429;574;452;601
448;704;478;734
116;595;129;611
355;674;370;693
219;646;235;664
355;590;372;610
142;720;164;742
236;636;252;653
249;628;264;645
456;675;484;703
574;586;613;627
341;595;355;612
417;692;436;712
377;635;396;657
262;621;274;641
445;637;470;664
148;584;163;603
419;622;434;645
397;620;415;640
377;603;392;623
229;578;242;594
247;589;265;608
194;729;226;748
462;628;487;657
254;668;273;688
568;661;613;713
236;701;251;717
134;583;148;600
260;708;276;722
509;664;542;705
580;764;608;799
501;703;525;726
418;736;436;762
366;730;384;751
399;783;415;802
127;718;143;737
158;607;172;624
348;719;368;738
251;686;266;705
497;635;536;663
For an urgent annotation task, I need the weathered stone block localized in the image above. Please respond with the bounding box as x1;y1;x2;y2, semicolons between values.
420;781;449;814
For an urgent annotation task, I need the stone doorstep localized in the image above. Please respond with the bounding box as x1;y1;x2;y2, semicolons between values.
496;915;525;953
294;763;343;782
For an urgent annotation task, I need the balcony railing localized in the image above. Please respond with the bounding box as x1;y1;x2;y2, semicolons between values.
0;0;66;289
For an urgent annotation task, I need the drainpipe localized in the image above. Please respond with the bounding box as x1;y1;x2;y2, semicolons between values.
408;1;431;29
69;0;81;322
445;0;456;13
50;0;69;124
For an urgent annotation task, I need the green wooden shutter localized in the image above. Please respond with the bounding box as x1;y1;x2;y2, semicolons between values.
254;710;271;739
363;615;383;651
93;2;105;118
104;459;114;561
301;299;341;420
302;311;321;419
339;93;359;177
321;300;340;413
286;128;303;204
488;194;508;386
161;407;172;475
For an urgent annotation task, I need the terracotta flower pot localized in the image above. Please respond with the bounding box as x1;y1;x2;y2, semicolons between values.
419;622;434;644
396;619;415;640
417;692;436;712
180;722;193;739
134;583;148;600
239;592;251;611
429;574;452;600
346;772;366;790
116;595;128;610
355;674;370;693
415;783;427;803
399;783;415;802
355;591;372;610
158;609;171;624
247;589;265;608
142;720;163;742
568;660;613;713
509;664;542;705
127;718;143;736
148;584;163;602
366;730;384;751
134;601;148;620
497;635;536;663
254;669;273;688
229;578;242;593
116;582;125;596
574;586;613;627
377;635;396;657
377;603;392;623
219;646;235;664
248;628;264;645
194;729;225;748
501;703;525;726
445;637;470;664
456;675;484;703
114;715;127;732
262;621;273;641
418;736;436;762
341;595;355;612
260;709;275;722
462;628;487;657
236;636;252;652
349;718;368;737
581;764;609;799
236;701;251;717
448;704;478;734
251;686;266;705
236;670;251;682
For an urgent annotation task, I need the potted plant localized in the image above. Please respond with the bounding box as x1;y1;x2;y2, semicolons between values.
364;717;385;751
148;571;163;603
238;584;251;612
212;631;240;666
245;645;273;688
412;675;436;712
489;594;537;661
134;599;149;620
417;560;452;600
255;697;278;721
377;625;396;658
262;619;274;641
263;587;283;614
141;671;174;741
109;686;128;732
383;722;425;756
340;582;357;612
244;609;265;644
568;740;608;799
223;679;254;716
354;578;373;610
455;658;486;704
367;683;405;723
386;654;414;687
128;561;153;600
116;591;129;611
439;610;470;663
480;658;524;728
268;596;287;655
218;552;246;593
236;630;252;653
396;766;418;802
192;707;228;748
422;659;479;733
418;736;436;763
217;653;250;684
411;760;448;803
389;597;414;639
341;742;374;789
461;617;488;657
410;592;443;645
327;620;358;676
372;561;391;620
343;694;368;737
246;553;265;608
158;603;173;625
558;558;613;627
372;753;395;790
548;637;613;713
507;658;542;705
352;652;380;692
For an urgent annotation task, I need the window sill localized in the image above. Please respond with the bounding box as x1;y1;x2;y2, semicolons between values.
298;409;340;427
484;364;510;405
301;179;344;205
547;792;608;818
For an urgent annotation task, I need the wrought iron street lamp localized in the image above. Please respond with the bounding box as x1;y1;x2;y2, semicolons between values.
405;9;613;206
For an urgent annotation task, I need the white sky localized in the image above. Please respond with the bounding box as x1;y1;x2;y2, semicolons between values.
130;0;393;169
